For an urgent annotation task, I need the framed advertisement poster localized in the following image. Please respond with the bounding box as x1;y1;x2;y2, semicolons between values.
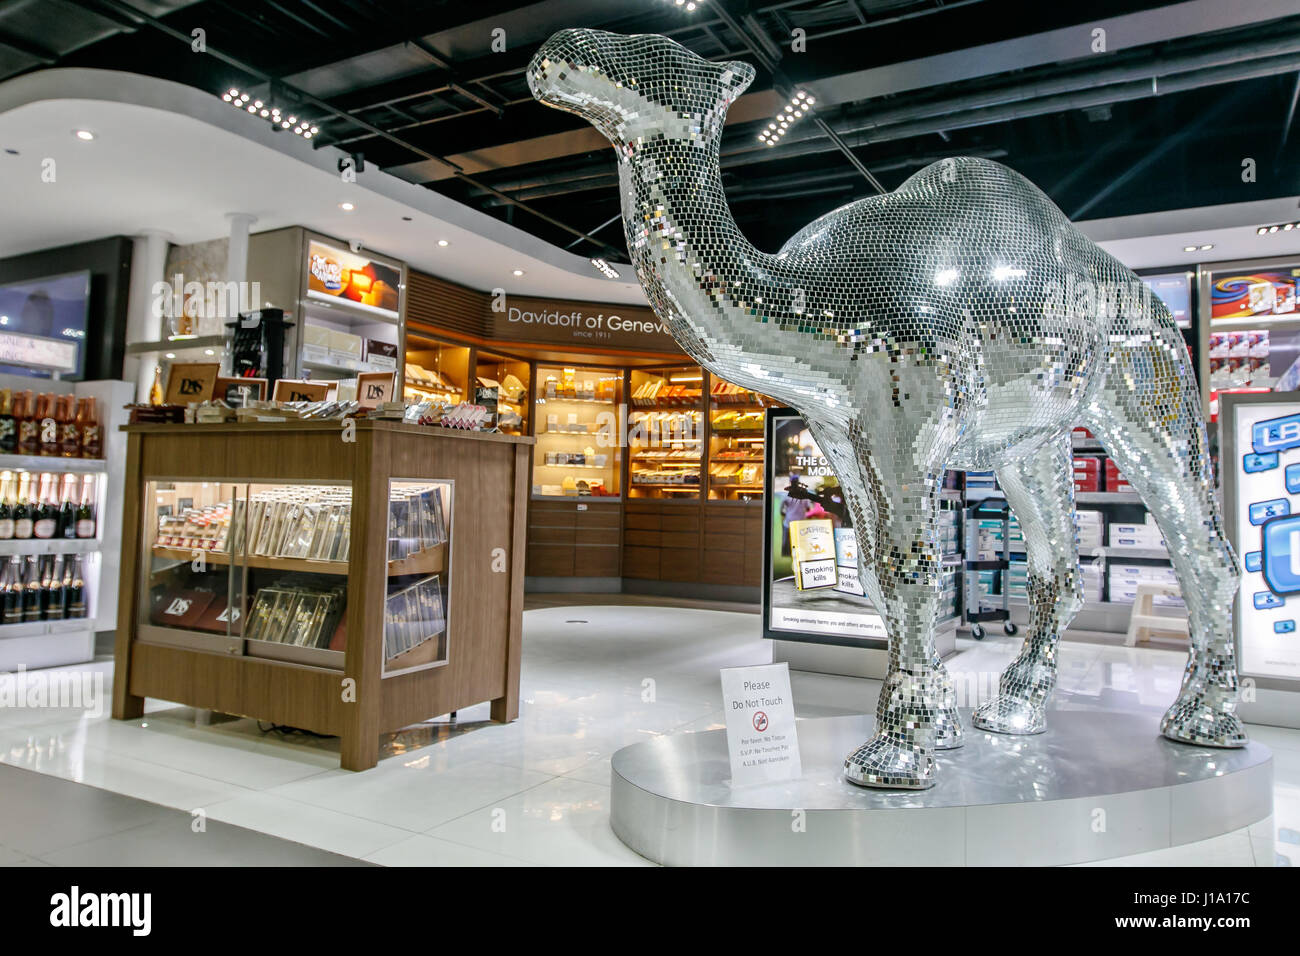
761;408;889;647
1220;392;1300;688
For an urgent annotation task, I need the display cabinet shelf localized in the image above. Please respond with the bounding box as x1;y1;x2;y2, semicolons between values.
150;545;351;576
114;421;531;771
0;453;106;473
0;538;100;556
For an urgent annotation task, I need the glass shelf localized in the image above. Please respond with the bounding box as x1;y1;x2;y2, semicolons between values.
533;364;622;498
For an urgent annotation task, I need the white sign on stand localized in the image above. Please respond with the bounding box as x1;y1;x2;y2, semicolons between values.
720;662;802;787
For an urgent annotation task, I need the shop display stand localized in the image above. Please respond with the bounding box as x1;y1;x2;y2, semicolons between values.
962;430;1183;635
0;379;130;672
112;420;531;770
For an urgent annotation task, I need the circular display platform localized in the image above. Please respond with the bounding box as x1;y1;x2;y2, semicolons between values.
610;710;1273;866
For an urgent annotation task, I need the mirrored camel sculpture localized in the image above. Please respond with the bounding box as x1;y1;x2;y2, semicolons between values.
528;28;1246;790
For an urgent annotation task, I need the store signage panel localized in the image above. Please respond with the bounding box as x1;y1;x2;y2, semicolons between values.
305;240;401;318
761;408;888;645
0;331;78;372
1140;272;1193;329
1212;266;1300;320
488;294;681;353
719;662;801;786
1230;398;1300;681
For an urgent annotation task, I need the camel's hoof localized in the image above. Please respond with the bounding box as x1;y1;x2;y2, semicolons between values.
1161;699;1248;748
934;706;965;750
972;694;1047;735
843;734;935;790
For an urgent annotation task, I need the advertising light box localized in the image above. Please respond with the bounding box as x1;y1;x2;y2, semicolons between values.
1222;394;1300;682
762;408;888;646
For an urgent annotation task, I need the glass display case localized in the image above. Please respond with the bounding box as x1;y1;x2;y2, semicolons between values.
384;479;452;674
404;333;470;405
141;475;455;674
708;378;771;501
533;363;622;497
474;350;530;436
141;479;352;666
628;365;703;499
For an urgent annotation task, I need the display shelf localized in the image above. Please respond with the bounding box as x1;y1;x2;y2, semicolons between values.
534;363;622;498
0;453;106;473
0;539;99;556
151;545;350;575
304;293;400;326
535;396;616;406
1075;491;1142;504
125;334;228;356
114;421;531;771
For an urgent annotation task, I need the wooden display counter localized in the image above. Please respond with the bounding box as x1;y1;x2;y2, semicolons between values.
112;420;532;770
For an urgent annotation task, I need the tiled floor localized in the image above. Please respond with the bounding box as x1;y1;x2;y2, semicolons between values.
0;604;1294;866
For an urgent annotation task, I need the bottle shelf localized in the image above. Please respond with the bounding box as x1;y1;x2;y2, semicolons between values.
0;454;106;473
0;539;99;555
151;543;445;577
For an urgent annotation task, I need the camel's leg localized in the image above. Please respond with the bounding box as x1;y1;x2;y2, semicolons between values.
843;465;953;789
974;435;1083;734
1084;327;1245;748
810;421;963;750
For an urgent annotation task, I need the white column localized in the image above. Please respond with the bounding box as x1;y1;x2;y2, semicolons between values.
225;212;256;287
123;230;171;402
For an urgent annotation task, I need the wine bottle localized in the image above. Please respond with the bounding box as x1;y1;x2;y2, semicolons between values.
0;389;15;454
149;366;164;406
0;473;13;541
2;557;21;625
12;472;31;540
15;391;37;456
75;474;96;539
59;474;77;539
35;555;51;621
58;396;80;458
22;555;41;622
65;555;85;619
32;473;56;540
77;397;102;459
45;555;65;620
38;395;58;457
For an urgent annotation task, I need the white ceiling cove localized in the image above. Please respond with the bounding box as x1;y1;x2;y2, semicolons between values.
0;67;1297;303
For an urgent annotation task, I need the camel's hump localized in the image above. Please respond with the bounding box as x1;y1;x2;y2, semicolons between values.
777;157;1066;255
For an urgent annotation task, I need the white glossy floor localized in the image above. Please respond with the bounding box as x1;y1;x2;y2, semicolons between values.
0;605;1294;866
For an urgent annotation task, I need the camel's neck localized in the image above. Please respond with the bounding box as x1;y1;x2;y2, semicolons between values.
616;133;774;368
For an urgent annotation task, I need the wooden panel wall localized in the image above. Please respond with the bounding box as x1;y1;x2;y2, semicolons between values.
620;500;763;587
526;499;622;577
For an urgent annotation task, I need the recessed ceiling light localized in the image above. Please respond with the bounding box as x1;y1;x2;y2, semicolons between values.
437;238;449;246
339;202;355;211
204;349;215;355
512;269;525;276
73;129;94;141
1199;244;1213;251
1183;245;1197;252
165;352;176;359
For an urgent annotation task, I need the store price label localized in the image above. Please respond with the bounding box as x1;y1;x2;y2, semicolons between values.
719;662;801;787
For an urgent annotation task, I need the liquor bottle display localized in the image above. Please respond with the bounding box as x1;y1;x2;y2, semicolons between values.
1;557;20;625
32;473;56;539
0;470;96;544
15;391;37;455
12;472;31;539
0;473;12;540
0;389;15;454
77;397;101;458
0;391;103;460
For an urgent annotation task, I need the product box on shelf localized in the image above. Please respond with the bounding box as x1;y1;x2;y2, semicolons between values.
1108;517;1167;552
1075;509;1104;551
1107;563;1182;606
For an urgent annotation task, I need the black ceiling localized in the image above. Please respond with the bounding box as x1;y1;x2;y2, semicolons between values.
10;0;1300;263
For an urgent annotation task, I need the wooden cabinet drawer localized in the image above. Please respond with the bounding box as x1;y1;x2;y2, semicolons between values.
575;545;620;577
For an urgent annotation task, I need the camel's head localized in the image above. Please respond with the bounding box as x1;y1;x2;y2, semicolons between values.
528;29;755;145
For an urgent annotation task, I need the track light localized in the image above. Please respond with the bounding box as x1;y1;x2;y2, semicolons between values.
591;258;621;279
760;90;814;147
